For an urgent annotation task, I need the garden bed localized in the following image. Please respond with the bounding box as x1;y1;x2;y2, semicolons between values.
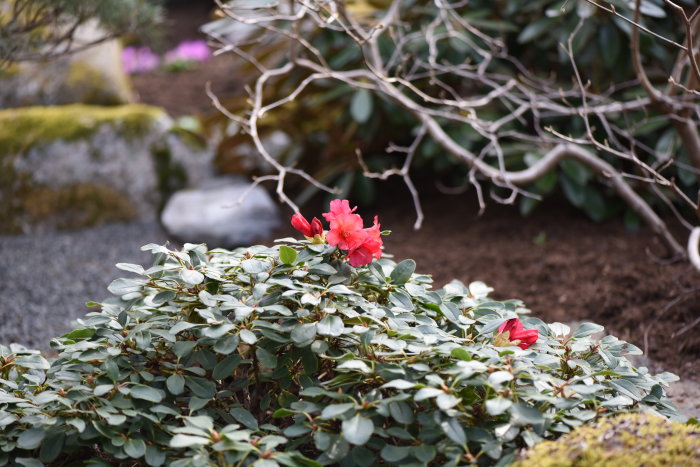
255;183;699;387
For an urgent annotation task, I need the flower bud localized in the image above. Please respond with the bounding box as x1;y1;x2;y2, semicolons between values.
310;217;323;236
291;213;313;237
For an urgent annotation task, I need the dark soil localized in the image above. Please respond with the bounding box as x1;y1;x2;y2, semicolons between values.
130;56;241;116
131;0;241;116
133;2;700;382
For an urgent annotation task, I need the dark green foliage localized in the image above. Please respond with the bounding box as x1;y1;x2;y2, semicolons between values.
0;239;680;465
206;0;694;222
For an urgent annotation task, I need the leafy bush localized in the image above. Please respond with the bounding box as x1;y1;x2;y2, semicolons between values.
0;203;681;466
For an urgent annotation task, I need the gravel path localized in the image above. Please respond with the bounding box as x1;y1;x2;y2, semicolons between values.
0;221;170;350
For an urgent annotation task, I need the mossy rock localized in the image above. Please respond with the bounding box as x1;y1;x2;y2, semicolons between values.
0;103;166;155
17;183;137;231
0;104;211;233
514;413;700;467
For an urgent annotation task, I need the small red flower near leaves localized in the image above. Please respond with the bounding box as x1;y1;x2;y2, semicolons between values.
291;213;325;244
291;213;323;237
497;318;538;350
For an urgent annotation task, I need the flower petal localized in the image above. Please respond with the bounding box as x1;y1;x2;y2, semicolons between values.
347;246;374;267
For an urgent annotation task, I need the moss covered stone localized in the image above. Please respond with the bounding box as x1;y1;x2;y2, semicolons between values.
19;183;137;231
0;103;212;233
514;413;700;467
0;23;132;107
0;104;166;155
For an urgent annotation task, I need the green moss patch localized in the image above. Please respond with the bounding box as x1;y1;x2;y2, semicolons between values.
0;104;166;155
514;413;700;467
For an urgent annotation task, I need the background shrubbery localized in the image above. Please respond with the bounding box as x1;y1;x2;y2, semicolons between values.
205;0;694;227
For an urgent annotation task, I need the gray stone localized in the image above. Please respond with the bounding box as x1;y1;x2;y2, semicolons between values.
0;21;132;108
0;220;171;351
161;176;281;248
0;104;214;233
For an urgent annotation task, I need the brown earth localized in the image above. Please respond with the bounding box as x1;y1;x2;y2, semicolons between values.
130;0;241;116
134;1;700;385
130;55;241;116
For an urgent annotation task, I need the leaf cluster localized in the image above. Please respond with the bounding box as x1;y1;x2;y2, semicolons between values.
0;239;680;465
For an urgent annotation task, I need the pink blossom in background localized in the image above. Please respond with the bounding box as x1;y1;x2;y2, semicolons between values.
164;40;211;65
122;46;160;74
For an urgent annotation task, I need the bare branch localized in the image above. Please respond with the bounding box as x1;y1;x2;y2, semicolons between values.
206;0;700;260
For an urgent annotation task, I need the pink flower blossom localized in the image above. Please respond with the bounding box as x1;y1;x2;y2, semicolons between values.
164;40;211;65
322;199;357;223
326;211;366;251
122;46;160;74
347;216;383;267
291;199;384;267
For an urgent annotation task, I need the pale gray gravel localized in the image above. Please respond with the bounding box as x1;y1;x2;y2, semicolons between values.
0;221;172;350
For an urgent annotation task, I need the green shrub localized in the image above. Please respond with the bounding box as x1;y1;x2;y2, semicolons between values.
0;206;681;465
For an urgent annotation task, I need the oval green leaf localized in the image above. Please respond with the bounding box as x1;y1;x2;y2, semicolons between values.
342;414;373;445
279;245;298;265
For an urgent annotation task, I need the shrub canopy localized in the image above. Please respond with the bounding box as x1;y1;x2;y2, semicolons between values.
0;217;680;465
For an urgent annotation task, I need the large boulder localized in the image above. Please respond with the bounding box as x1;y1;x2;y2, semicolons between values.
0;21;132;108
0;104;213;233
161;176;281;248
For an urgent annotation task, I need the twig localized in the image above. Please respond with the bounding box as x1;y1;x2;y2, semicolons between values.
208;0;699;260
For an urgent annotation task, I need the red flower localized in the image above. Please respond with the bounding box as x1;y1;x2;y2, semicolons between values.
291;199;384;267
291;213;323;238
347;216;383;267
322;199;356;224
497;318;538;350
291;213;325;244
326;214;366;250
324;200;367;251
